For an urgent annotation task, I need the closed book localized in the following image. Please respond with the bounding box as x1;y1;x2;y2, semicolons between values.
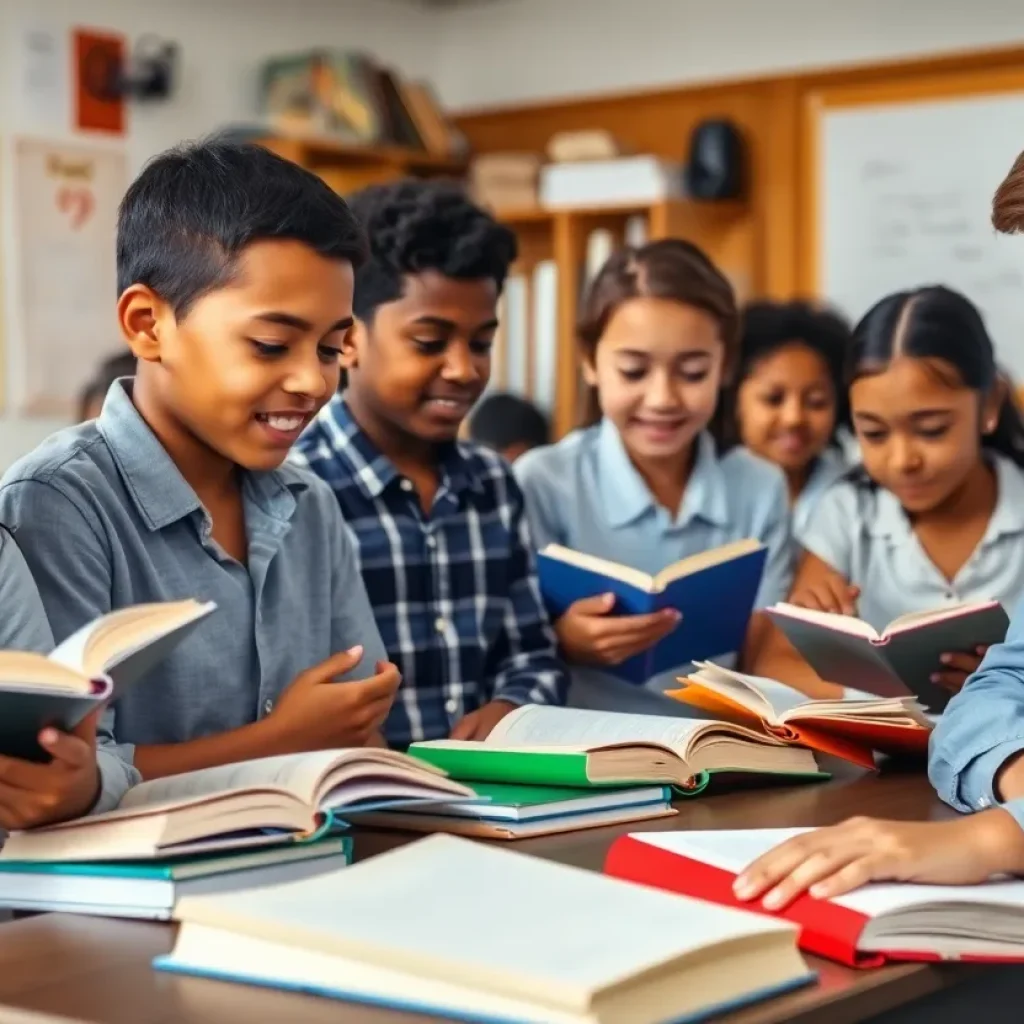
0;598;215;761
409;704;827;793
668;661;932;769
157;833;815;1023
0;748;472;863
0;837;351;920
350;783;676;840
537;539;767;685
605;829;1024;967
766;600;1010;712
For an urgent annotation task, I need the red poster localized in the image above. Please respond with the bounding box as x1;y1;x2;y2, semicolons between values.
73;28;126;135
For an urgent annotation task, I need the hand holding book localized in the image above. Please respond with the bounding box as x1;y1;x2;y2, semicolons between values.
554;592;681;667
732;811;1024;910
0;710;101;831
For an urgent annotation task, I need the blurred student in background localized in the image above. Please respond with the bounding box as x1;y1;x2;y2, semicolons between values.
78;351;137;422
467;392;550;463
722;300;851;536
515;239;793;714
751;285;1024;697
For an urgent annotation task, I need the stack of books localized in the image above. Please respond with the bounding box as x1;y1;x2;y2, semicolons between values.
0;747;474;917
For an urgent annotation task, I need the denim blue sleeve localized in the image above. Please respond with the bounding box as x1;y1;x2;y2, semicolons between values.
929;598;1024;813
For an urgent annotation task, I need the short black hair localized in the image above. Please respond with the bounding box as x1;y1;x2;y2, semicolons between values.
718;299;851;448
117;136;367;318
345;179;517;322
78;350;137;420
468;392;550;452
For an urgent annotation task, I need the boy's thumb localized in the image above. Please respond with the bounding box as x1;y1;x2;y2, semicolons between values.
572;592;615;615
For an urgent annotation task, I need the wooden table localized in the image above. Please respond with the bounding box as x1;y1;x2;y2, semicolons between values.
0;762;1020;1024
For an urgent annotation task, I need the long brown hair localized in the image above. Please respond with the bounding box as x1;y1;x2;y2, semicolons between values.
575;239;739;427
993;149;1024;234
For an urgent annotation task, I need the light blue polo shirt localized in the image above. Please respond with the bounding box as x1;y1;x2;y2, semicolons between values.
514;420;795;714
792;447;848;539
797;453;1024;633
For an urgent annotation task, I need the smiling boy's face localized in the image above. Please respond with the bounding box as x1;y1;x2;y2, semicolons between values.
119;239;354;471
342;269;498;447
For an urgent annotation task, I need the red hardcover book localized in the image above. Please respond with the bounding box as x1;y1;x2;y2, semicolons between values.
605;829;1024;969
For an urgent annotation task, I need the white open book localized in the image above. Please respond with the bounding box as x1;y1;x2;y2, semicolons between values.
410;704;822;790
0;599;216;760
157;833;814;1023
0;749;474;863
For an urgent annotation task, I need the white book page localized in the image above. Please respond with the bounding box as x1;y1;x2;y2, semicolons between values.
688;663;812;722
629;830;1024;920
770;604;880;641
119;750;348;812
487;705;707;757
176;834;795;1004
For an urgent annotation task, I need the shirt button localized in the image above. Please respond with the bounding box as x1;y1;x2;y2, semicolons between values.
978;796;991;809
400;479;414;492
425;535;436;548
434;617;448;633
445;699;458;714
262;698;274;715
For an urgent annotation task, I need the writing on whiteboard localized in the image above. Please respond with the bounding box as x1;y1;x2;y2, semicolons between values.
820;93;1024;381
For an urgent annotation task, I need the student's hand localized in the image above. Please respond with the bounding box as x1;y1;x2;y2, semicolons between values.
0;712;101;831
450;700;517;741
932;645;990;693
788;576;860;616
555;593;681;667
268;646;402;752
732;811;1024;909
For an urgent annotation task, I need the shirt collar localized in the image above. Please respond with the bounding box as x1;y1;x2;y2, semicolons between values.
867;453;1024;544
596;418;730;529
313;395;483;501
97;379;305;532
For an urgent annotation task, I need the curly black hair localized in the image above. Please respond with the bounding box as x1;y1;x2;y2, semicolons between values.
717;299;852;449
345;179;518;322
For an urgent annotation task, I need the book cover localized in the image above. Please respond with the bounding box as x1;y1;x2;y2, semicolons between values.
538;546;767;685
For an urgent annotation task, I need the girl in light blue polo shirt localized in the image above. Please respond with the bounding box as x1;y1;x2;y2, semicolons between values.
752;285;1024;697
514;240;796;714
722;300;852;537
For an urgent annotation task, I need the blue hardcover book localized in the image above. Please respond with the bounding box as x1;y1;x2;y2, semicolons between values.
537;539;767;685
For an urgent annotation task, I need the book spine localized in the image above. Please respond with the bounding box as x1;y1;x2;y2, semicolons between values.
603;835;882;969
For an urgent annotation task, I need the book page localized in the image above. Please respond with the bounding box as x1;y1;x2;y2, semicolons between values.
885;600;996;635
539;544;654;591
487;705;708;757
655;539;764;589
687;663;812;721
768;604;880;641
627;828;811;874
119;750;348;812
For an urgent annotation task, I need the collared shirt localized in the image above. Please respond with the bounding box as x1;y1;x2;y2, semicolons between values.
0;381;387;809
0;529;54;655
514;420;794;715
798;454;1024;633
792;446;848;539
293;396;568;747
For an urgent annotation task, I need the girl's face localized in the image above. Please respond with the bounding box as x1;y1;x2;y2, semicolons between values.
585;296;725;462
736;342;837;477
850;356;999;514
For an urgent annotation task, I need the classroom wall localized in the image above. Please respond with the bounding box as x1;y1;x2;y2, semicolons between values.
432;0;1024;110
0;0;435;468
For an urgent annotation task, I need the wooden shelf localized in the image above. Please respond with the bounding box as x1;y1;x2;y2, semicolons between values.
257;134;467;177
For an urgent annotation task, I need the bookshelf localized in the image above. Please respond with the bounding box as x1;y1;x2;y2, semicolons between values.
259;135;467;194
492;198;753;438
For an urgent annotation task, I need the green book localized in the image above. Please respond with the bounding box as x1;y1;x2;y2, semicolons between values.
410;704;830;794
0;835;352;880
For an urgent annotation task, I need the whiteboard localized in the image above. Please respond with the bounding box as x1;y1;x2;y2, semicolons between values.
820;91;1024;380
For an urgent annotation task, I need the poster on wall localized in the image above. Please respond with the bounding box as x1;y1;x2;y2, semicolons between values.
72;29;126;135
11;137;128;417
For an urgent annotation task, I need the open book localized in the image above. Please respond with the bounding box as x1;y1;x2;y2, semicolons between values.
668;662;932;769
409;704;825;794
0;749;474;863
0;599;216;760
157;834;814;1024
606;828;1024;966
767;600;1010;712
537;539;767;685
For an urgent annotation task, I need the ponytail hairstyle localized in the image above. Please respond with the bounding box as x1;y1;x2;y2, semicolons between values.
575;239;739;428
847;285;1024;470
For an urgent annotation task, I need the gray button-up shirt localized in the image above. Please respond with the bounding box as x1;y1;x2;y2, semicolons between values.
0;381;387;809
